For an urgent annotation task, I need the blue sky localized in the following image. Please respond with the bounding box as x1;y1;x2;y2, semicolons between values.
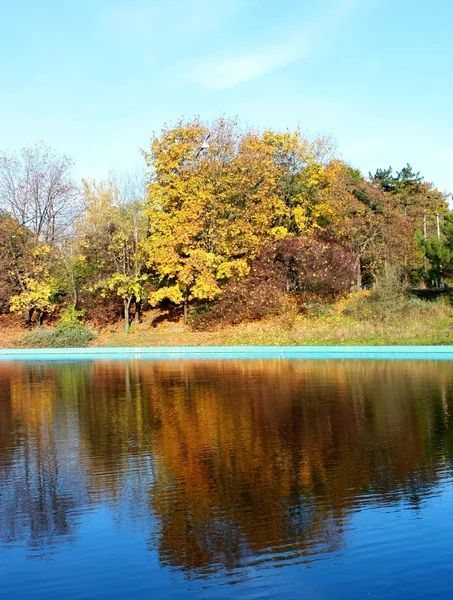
1;0;452;191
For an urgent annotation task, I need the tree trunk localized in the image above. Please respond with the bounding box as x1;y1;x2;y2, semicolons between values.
25;307;35;327
134;299;141;323
72;286;79;310
124;296;133;334
183;295;188;327
423;210;427;275
355;255;362;290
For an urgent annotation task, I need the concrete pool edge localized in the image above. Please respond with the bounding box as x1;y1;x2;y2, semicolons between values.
1;346;453;360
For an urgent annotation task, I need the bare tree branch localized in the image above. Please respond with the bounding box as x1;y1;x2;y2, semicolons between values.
0;142;80;244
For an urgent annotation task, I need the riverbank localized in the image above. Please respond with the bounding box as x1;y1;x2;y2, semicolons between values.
2;294;452;348
94;307;453;347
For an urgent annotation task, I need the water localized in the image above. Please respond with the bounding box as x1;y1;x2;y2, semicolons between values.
1;359;453;599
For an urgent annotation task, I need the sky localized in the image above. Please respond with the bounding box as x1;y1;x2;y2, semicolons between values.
1;0;453;192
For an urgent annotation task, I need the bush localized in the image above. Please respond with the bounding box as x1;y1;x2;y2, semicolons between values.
340;267;452;324
193;279;285;330
79;288;123;327
58;306;87;326
192;246;288;330
193;236;355;330
277;236;355;297
360;265;408;321
19;323;95;348
372;264;407;303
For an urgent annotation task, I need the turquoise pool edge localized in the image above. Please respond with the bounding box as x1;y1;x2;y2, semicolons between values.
1;346;453;360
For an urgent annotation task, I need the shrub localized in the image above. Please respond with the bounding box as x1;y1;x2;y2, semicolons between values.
58;306;87;326
340;267;453;324
193;236;355;330
372;264;407;304
192;243;288;330
275;236;355;297
19;323;95;348
81;289;123;327
193;279;285;330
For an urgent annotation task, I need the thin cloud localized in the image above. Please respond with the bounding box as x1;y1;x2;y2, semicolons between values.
187;41;310;90
185;0;365;90
98;0;245;44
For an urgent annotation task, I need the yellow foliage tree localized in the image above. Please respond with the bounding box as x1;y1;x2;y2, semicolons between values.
9;246;58;325
142;119;334;323
79;179;148;332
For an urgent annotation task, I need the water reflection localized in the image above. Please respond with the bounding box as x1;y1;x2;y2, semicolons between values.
1;359;453;577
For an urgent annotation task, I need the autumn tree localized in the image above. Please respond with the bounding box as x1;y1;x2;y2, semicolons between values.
0;142;79;243
0;210;61;324
371;164;444;218
142;119;256;324
314;161;413;288
1;125;451;330
371;164;449;279
0;212;31;312
0;144;80;324
267;131;335;236
142;118;335;323
8;243;60;325
76;176;148;332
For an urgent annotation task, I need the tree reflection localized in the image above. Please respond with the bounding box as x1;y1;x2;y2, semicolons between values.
0;363;88;550
139;360;453;573
1;359;453;573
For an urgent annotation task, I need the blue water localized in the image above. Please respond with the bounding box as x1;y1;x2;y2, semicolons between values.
1;359;453;598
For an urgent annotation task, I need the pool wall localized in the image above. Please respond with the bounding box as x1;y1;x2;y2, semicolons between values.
0;346;453;360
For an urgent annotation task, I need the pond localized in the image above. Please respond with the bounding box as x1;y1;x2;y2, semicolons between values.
1;358;453;599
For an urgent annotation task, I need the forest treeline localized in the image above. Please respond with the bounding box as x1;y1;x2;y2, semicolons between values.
0;117;451;332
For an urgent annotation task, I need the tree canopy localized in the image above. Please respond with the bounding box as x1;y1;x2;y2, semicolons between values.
0;118;450;329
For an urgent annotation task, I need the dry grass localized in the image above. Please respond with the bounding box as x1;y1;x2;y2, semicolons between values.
93;295;453;347
5;293;453;348
0;314;27;347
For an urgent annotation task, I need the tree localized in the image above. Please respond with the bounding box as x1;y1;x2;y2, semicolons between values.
268;131;335;236
0;142;79;243
0;211;62;324
372;164;449;282
9;245;59;325
0;144;80;323
77;178;149;332
142;119;256;324
324;161;409;289
0;212;27;311
370;167;397;193
142;118;334;324
418;211;453;286
372;163;447;220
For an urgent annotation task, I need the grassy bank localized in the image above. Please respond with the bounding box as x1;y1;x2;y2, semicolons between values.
4;293;453;349
93;294;453;348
